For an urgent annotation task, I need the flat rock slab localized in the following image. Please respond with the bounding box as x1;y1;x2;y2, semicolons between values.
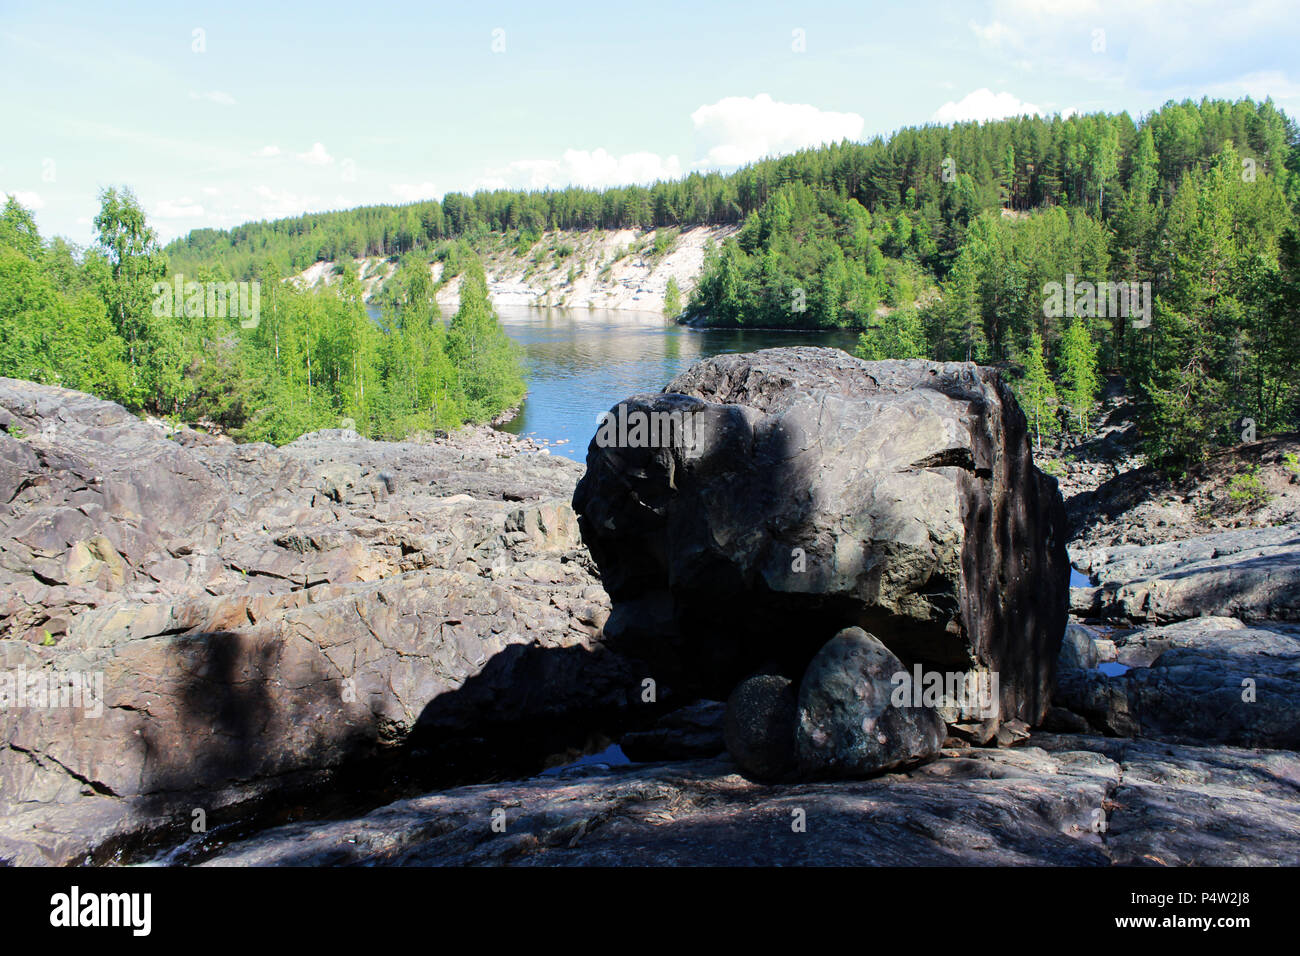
1070;523;1300;623
197;734;1300;866
1055;617;1300;748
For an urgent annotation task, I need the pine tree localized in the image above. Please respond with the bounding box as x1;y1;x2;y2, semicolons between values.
1058;317;1100;434
1016;332;1060;448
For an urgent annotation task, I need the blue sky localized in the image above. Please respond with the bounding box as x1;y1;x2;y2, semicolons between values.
3;0;1299;244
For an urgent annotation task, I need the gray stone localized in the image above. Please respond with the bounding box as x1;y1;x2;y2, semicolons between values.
1059;622;1102;670
1070;523;1300;623
795;627;947;778
723;674;798;781
573;349;1070;735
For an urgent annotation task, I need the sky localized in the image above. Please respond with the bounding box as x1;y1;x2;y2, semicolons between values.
3;0;1299;245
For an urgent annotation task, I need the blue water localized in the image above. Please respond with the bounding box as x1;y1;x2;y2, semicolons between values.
492;307;861;461
538;743;631;776
366;302;864;459
1097;662;1131;677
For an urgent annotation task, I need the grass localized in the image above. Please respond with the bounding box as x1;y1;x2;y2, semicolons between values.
1226;465;1271;512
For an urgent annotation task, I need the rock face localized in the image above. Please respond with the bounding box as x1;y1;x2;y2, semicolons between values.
795;628;947;778
1070;523;1300;623
573;349;1070;734
1055;617;1300;748
196;733;1300;867
722;674;798;780
0;378;642;866
620;699;724;762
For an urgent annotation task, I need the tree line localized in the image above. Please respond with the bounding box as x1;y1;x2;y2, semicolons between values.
0;191;524;444
11;96;1299;467
684;98;1299;471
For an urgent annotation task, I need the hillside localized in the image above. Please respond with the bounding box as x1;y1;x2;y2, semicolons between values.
290;225;735;313
6;97;1299;471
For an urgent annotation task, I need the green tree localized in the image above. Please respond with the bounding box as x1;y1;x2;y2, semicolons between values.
1057;317;1100;434
445;258;526;423
663;276;682;317
856;308;927;360
93;186;174;408
1016;332;1060;448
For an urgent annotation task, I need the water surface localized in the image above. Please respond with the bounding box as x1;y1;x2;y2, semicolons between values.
490;306;861;460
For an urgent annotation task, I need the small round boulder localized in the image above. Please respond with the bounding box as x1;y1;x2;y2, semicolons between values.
796;627;947;778
724;673;798;781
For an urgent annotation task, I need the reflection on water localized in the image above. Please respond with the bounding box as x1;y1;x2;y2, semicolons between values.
490;306;862;461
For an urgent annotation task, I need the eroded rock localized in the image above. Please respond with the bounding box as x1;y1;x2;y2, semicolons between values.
795;627;946;778
0;378;634;866
574;349;1071;731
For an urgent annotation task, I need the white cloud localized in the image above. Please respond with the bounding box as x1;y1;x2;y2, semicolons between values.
190;90;236;106
970;0;1299;94
5;189;44;210
389;182;439;202
932;88;1046;123
255;145;281;157
153;197;204;219
474;148;682;191
297;142;333;166
690;94;864;168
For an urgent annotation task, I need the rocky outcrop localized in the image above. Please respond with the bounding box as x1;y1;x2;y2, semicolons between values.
1064;435;1300;553
196;733;1300;866
1054;617;1300;748
1070;523;1300;623
0;378;641;866
573;349;1070;738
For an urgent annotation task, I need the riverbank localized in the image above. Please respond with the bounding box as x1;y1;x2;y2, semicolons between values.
4;358;1300;867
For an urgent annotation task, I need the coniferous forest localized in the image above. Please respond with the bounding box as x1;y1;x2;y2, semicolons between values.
3;97;1298;466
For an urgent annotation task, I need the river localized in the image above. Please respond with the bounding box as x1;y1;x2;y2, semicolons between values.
489;305;862;461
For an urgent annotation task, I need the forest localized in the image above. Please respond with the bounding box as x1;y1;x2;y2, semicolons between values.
0;191;524;444
684;100;1300;470
5;97;1299;466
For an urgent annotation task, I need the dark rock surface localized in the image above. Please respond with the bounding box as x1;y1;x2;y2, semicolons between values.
197;733;1300;866
723;675;798;780
1054;616;1300;747
1070;523;1300;623
795;627;947;778
0;378;641;866
621;699;724;762
573;349;1070;735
